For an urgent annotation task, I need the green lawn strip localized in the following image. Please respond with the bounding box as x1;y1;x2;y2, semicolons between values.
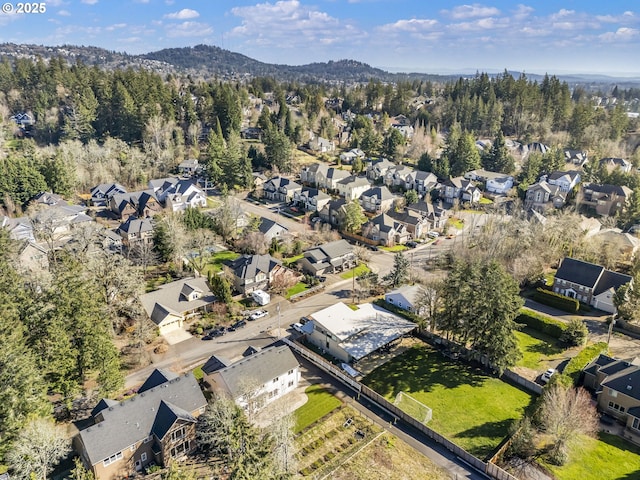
543;432;640;480
201;250;240;276
283;254;304;267
479;197;493;205
294;385;342;433
340;263;371;280
363;345;534;458
515;327;567;370
380;245;409;252
448;218;465;229
286;282;309;299
192;365;204;381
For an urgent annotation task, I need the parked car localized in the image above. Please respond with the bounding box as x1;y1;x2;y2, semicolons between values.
541;368;556;384
249;310;268;321
232;319;247;329
427;231;440;239
406;241;417;248
293;322;305;333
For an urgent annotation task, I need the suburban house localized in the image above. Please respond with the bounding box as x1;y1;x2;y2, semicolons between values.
366;158;395;181
110;191;162;219
292;187;331;212
149;177;180;194
203;345;300;412
406;171;439;195
318;198;348;228
263;177;303;203
74;370;207;479
224;254;283;294
521;142;550;156
564;149;589;167
600;157;632;174
362;213;410;246
465;169;513;195
579;183;632;217
177;159;199;176
582;354;640;444
116;217;154;250
441;177;481;204
339;148;365;164
524;181;567;211
300;163;329;186
309;136;335;153
304;302;416;363
388;209;431;239
552;257;632;313
256;217;288;243
545;171;581;192
140;277;216;335
318;167;351;191
406;201;448;230
384;285;426;314
384;165;413;189
90;183;127;206
336;175;371;200
594;229;640;261
299;239;355;276
1;215;35;242
16;240;49;273
360;186;397;214
164;182;207;212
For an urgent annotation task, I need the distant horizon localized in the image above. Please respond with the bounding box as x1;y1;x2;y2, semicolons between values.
1;1;639;76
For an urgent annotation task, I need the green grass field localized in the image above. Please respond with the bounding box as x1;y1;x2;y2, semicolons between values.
294;385;342;433
286;282;309;298
380;245;409;252
543;433;640;480
201;250;240;276
515;327;567;370
340;263;371;279
363;345;534;458
283;254;304;267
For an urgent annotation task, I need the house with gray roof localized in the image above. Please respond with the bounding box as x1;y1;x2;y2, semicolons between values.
299;239;355;276
292;187;331;212
203;345;299;412
224;254;283;294
318;198;348;227
318;167;351;190
366;158;394;181
256;217;288;243
263;177;303;203
552;257;632;313
524;181;567;211
90;183;127;206
362;213;410;246
110;190;162;219
385;285;427;314
117;217;154;249
74;370;206;480
579;183;632;217
360;186;397;214
336;175;371;200
140;277;216;335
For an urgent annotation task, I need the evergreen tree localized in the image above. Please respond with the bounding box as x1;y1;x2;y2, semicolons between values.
343;200;367;233
482;130;514;174
384;252;410;287
449;131;481;177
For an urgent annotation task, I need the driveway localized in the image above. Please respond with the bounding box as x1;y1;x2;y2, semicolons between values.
162;327;193;345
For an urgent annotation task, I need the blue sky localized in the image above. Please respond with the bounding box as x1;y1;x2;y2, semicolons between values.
1;1;639;75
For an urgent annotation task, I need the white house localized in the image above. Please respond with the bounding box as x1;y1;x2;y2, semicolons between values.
546;171;581;193
384;285;426;314
336;176;371;200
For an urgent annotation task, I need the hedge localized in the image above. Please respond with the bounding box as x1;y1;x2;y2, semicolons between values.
556;342;609;387
516;308;567;339
373;298;421;324
533;288;579;313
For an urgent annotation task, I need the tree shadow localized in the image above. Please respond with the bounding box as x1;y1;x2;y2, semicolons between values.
455;418;515;459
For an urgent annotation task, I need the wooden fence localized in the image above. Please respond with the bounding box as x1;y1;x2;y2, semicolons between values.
284;338;519;480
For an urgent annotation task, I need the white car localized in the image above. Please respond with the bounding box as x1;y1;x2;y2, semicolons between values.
541;368;556;384
427;231;440;239
249;310;268;321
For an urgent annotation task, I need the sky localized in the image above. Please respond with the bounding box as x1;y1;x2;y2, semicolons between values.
1;1;639;76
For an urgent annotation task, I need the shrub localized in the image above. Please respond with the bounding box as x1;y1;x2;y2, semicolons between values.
559;319;589;346
533;288;579;313
556;342;609;387
516;308;567;339
373;298;421;324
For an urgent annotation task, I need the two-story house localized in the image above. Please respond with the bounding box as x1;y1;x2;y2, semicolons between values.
110;191;162;219
116;217;154;250
300;163;329;186
440;177;481;204
524;181;567;211
406;171;439;195
362;213;410;246
552;257;632;313
339;148;365;165
318;198;348;228
546;171;581;193
360;186;397;214
224;254;283;294
406;201;449;231
464;169;513;195
388;209;430;239
90;183;127;206
317;167;351;191
203;346;300;412
292;187;331;212
263;177;303;203
366;158;394;181
336;175;371;200
74;369;207;480
579;183;632;217
299;239;355;276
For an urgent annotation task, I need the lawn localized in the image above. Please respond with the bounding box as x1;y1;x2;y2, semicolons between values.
286;282;309;299
283;254;304;267
380;245;409;252
515;327;567;370
362;344;535;458
542;432;640;480
447;217;465;229
201;250;240;276
192;365;204;381
294;385;342;433
340;263;371;280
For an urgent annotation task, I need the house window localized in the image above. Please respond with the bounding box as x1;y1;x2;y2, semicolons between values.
141;452;147;462
171;427;186;443
170;441;189;458
608;401;625;413
288;369;294;375
273;377;279;383
288;380;294;388
103;452;123;467
633;418;640;431
610;389;618;398
144;436;152;444
199;406;206;415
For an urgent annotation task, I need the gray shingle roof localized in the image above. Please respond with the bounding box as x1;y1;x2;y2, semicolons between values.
151;400;197;440
140;277;216;324
78;372;206;466
555;257;604;288
602;367;640;401
138;368;179;394
593;270;633;296
225;254;281;280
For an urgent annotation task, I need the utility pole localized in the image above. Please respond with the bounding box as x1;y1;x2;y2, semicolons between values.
607;313;617;345
277;303;281;339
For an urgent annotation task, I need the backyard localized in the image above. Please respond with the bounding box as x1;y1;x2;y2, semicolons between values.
201;250;240;276
340;263;371;280
294;385;343;433
514;327;568;370
362;344;535;458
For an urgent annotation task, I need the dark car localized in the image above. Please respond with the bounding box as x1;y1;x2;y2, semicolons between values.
406;241;417;248
232;319;247;329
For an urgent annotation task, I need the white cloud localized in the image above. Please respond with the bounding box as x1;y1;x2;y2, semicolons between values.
550;9;575;20
165;21;213;38
512;4;534;20
379;18;438;33
442;4;500;20
164;9;199;20
105;23;127;31
58;9;71;16
81;0;98;4
599;27;639;42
